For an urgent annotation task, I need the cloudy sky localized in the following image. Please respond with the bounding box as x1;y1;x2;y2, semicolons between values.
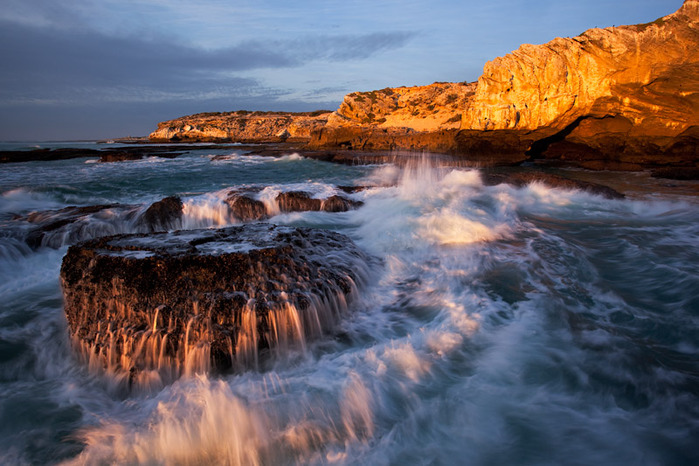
0;0;683;140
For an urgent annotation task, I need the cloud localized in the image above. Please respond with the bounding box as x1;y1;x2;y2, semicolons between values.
0;19;414;108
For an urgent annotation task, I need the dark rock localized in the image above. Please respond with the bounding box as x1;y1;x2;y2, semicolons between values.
99;151;145;162
276;191;322;212
60;224;371;385
309;126;459;153
225;194;268;221
0;148;103;163
482;171;625;199
337;185;368;194
136;196;184;232
321;195;364;212
225;188;363;221
651;167;699;180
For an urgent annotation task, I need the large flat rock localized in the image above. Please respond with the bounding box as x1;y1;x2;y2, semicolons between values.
60;224;371;386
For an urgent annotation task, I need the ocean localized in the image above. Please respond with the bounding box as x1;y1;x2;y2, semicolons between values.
0;142;697;465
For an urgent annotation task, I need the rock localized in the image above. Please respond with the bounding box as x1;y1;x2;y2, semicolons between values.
308;126;461;153
99;151;145;162
60;224;371;384
136;196;184;232
225;188;363;221
651;167;699;180
320;195;363;212
225;193;268;221
148;111;332;143
331;82;476;132
276;191;322;212
0;148;102;163
462;2;699;135
456;0;699;167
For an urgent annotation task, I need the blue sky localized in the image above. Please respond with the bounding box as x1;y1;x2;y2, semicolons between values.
0;0;683;140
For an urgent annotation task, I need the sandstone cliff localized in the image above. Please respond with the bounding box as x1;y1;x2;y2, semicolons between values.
307;82;475;152
454;0;699;168
149;110;331;143
330;82;475;131
462;0;699;135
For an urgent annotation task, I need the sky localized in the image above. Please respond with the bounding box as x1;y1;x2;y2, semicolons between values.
0;0;684;141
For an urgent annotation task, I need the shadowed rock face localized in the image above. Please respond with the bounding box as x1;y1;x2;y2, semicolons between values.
225;194;268;221
136;196;183;232
225;189;363;222
60;224;371;386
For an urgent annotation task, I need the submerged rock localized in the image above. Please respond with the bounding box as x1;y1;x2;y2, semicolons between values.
20;196;184;249
60;224;371;386
23;204;139;249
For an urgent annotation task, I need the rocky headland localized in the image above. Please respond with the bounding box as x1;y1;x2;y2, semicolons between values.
147;0;699;171
148;110;332;143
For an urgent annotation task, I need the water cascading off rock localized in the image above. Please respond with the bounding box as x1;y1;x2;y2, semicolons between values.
60;224;371;385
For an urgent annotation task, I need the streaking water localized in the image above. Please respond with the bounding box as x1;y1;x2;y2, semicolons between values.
0;146;697;465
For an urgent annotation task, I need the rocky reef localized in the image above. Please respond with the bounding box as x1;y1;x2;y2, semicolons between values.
60;224;371;388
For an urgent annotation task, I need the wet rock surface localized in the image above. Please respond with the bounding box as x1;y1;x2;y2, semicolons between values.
22;204;139;249
17;196;187;249
60;224;371;381
135;196;184;232
225;189;363;221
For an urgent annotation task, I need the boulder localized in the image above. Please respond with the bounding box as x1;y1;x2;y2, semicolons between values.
136;196;184;232
60;224;371;385
276;191;322;212
224;189;364;221
225;194;268;221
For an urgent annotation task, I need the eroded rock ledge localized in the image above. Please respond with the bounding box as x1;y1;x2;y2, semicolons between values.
60;224;371;387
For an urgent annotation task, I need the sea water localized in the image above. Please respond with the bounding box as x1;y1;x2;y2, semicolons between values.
0;144;697;465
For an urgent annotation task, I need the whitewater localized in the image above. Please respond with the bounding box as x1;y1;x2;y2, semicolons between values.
0;143;697;465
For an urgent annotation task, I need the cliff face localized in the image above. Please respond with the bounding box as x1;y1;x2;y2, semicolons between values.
331;82;475;131
462;0;699;136
307;82;475;152
452;0;699;168
149;111;331;142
